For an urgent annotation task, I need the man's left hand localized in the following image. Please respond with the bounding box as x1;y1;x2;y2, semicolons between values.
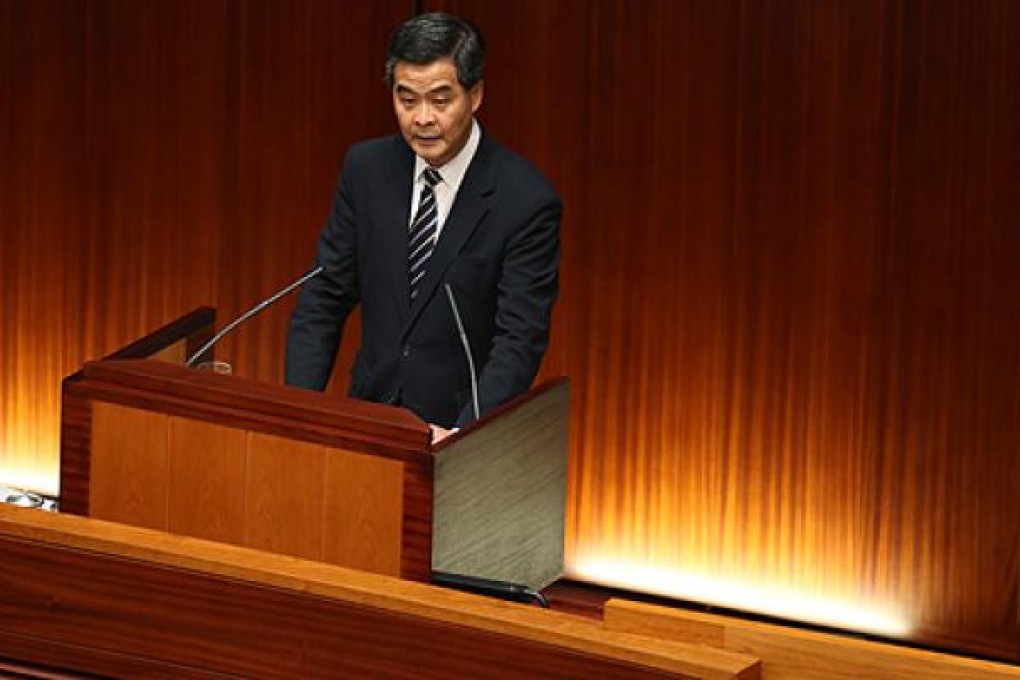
429;424;456;443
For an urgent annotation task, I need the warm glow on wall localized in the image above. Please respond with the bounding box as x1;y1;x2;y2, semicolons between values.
0;464;58;498
5;0;1020;661
572;557;911;638
0;364;65;496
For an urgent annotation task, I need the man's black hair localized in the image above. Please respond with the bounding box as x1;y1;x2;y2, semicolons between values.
385;13;485;89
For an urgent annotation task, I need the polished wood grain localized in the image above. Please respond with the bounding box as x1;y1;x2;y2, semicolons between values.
57;385;94;516
428;0;1020;660
322;444;404;576
168;415;248;543
603;599;1020;680
245;432;326;560
7;0;1020;662
1;0;406;493
400;458;435;581
0;630;227;679
68;351;572;585
104;307;215;362
90;403;169;530
0;505;761;679
58;309;217;520
77;358;431;458
71;364;424;574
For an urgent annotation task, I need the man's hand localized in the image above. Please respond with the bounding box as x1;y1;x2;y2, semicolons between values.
429;424;457;443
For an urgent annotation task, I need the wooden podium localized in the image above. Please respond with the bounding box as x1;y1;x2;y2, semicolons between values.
59;309;568;589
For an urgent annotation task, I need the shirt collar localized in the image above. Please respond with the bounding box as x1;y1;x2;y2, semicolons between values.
413;118;481;191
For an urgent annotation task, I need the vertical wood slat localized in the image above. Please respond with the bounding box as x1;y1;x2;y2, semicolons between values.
429;0;1020;661
245;433;327;561
90;403;169;531
323;447;404;577
168;417;247;544
2;0;406;494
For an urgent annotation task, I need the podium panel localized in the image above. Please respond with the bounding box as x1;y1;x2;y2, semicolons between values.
61;309;569;587
88;401;408;575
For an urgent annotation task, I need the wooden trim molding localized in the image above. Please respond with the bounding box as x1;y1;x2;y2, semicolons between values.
603;599;1020;680
0;506;760;679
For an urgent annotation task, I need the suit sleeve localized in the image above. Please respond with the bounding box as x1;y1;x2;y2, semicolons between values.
284;160;361;390
455;192;562;427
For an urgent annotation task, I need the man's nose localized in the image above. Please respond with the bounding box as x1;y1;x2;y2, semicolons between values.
413;102;436;126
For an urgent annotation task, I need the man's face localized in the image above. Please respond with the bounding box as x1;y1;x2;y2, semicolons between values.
392;57;483;168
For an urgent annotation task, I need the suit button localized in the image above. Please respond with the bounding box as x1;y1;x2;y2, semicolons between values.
401;346;412;359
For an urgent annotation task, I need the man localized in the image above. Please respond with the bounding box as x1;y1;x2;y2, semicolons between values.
285;13;561;441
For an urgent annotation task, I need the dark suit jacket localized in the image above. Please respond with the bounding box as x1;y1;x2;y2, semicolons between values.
285;131;561;428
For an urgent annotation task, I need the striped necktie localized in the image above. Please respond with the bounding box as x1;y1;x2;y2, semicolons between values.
408;167;442;300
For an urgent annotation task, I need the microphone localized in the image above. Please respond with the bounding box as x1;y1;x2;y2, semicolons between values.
444;283;480;422
186;265;325;368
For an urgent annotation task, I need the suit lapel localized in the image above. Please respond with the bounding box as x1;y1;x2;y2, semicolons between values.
403;136;497;337
379;139;415;325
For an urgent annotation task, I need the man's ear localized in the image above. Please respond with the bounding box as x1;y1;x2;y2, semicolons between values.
470;81;484;113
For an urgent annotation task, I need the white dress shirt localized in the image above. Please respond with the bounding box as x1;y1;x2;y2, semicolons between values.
408;119;481;239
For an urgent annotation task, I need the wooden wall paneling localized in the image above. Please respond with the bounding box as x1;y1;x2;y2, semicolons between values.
1;0;90;493
80;0;233;372
426;0;1020;660
862;0;1020;657
168;415;247;544
2;0;414;494
7;0;1020;662
90;403;169;530
222;0;412;388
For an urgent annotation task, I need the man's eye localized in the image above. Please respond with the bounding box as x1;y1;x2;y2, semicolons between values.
401;98;416;107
